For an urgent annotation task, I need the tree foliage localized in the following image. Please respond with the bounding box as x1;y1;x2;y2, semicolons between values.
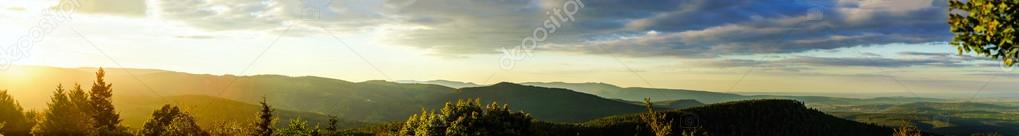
0;90;32;135
277;118;320;136
33;85;93;136
90;68;128;135
398;99;533;136
640;97;672;136
206;121;249;136
141;105;208;136
948;0;1018;66
252;97;276;136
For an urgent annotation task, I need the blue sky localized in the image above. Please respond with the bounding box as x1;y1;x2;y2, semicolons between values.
1;0;1017;97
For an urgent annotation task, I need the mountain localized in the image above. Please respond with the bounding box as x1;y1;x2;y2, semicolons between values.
565;99;899;136
521;82;750;103
655;99;705;109
612;99;705;109
394;80;483;88
820;101;1019;136
2;66;644;122
451;83;646;122
348;99;907;136
116;95;366;129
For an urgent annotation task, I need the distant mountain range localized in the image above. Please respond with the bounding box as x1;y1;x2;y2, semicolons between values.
2;66;648;123
569;99;902;136
350;99;904;136
4;66;1012;135
394;80;483;88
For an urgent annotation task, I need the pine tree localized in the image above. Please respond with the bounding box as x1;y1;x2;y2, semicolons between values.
141;105;208;136
324;115;338;135
68;84;96;135
252;97;275;136
34;84;91;135
0;90;31;135
90;68;125;135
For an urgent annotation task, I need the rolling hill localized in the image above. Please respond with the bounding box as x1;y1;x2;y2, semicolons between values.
2;66;646;123
346;99;910;136
451;82;646;122
115;95;366;129
563;99;900;136
520;82;746;103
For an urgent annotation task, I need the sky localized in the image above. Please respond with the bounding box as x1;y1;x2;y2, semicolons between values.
0;0;1017;97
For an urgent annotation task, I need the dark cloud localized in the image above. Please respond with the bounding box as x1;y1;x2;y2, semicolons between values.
705;51;996;69
554;0;952;58
150;0;954;58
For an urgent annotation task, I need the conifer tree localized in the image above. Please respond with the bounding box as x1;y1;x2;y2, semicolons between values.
0;90;31;135
68;84;96;135
89;68;125;135
252;97;275;136
34;85;91;135
324;115;338;135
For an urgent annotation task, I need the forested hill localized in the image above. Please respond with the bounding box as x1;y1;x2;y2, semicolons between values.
566;99;901;136
3;66;647;123
452;82;647;122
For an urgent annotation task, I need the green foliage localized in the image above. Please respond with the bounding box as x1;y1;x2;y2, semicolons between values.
34;85;93;136
398;99;534;136
324;115;338;135
206;121;249;136
276;118;320;136
892;125;921;136
640;97;672;136
252;97;276;136
89;68;127;135
141;105;208;136
0;90;32;135
948;0;1018;66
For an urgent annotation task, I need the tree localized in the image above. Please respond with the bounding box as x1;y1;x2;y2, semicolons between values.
68;84;96;135
398;99;533;136
948;0;1018;67
324;115;338;135
276;118;319;136
33;85;92;135
206;121;248;136
640;97;672;136
892;126;921;136
252;97;275;136
140;105;208;136
89;68;127;135
0;90;31;135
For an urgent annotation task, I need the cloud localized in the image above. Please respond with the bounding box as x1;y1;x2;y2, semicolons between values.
60;0;147;17
146;0;954;59
704;52;994;69
552;0;951;58
175;35;217;39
